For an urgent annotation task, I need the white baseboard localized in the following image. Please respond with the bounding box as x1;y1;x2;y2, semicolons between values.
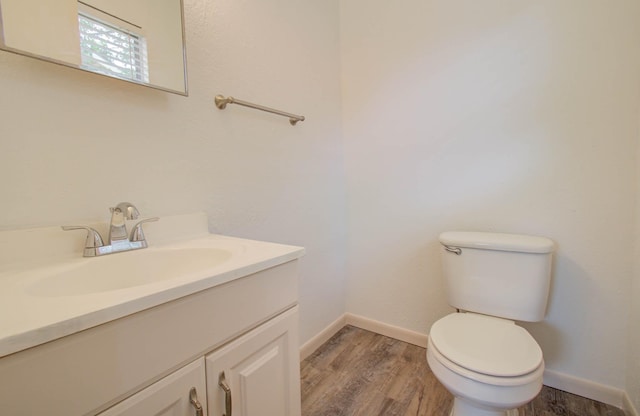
344;313;428;348
623;391;639;416
299;313;427;360
543;369;625;410
299;314;347;361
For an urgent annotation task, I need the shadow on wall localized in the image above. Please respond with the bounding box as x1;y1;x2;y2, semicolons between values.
522;253;598;370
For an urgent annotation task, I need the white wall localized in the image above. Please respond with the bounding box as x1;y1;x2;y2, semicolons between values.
629;135;640;413
0;0;347;347
340;0;640;394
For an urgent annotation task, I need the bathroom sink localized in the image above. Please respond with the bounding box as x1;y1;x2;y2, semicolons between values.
27;248;233;297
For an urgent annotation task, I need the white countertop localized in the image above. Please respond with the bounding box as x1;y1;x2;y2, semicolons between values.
0;213;304;358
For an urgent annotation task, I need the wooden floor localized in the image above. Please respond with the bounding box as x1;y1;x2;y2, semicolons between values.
301;326;625;416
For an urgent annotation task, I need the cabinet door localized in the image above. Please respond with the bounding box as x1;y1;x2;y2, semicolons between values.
206;306;301;416
99;358;207;416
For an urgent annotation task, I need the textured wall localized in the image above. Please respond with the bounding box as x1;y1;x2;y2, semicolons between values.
629;137;640;412
0;0;347;346
340;0;640;391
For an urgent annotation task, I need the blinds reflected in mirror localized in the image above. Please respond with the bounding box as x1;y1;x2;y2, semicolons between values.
78;13;149;84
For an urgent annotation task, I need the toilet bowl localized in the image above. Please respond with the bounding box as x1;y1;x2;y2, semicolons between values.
427;313;544;416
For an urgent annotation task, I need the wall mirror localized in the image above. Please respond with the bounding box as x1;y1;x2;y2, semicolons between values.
0;0;188;95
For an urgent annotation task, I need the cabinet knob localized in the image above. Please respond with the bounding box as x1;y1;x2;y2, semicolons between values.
219;372;233;416
189;387;204;416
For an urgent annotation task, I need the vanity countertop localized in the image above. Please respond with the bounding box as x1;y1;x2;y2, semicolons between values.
0;213;304;358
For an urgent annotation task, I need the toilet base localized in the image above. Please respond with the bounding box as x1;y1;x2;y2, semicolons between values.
450;397;519;416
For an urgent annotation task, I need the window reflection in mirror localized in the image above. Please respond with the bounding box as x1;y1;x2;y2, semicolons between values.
78;3;150;84
0;0;187;95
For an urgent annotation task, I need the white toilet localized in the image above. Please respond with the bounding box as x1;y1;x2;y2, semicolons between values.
426;231;554;416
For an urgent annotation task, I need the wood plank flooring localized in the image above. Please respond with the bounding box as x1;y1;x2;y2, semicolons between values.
301;325;625;416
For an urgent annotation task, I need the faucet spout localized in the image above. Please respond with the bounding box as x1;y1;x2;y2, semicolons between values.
63;201;157;257
108;202;140;245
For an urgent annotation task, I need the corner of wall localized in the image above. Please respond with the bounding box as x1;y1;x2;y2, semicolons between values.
624;391;639;416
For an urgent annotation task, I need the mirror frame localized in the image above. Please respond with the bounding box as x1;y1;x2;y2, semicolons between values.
0;0;188;96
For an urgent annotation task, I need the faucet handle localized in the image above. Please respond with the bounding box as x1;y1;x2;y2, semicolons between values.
62;226;105;257
129;217;159;242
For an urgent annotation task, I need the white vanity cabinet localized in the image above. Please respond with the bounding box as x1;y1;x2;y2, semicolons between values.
0;259;302;416
97;306;300;416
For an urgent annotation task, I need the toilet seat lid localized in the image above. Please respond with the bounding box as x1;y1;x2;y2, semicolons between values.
430;313;543;377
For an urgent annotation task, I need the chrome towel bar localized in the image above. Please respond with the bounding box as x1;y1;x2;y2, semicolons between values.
215;94;305;126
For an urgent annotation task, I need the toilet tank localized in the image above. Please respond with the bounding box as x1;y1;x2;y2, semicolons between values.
439;231;555;322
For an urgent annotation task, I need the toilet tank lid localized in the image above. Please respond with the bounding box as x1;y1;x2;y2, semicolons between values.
439;231;554;254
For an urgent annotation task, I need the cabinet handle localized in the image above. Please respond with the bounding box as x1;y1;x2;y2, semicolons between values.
189;387;204;416
219;372;232;416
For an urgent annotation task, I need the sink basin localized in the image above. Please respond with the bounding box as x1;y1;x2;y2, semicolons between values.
27;248;233;297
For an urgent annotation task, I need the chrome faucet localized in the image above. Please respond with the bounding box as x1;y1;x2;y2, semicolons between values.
62;202;158;257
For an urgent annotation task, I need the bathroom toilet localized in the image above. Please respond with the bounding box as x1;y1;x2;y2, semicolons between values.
427;231;554;416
